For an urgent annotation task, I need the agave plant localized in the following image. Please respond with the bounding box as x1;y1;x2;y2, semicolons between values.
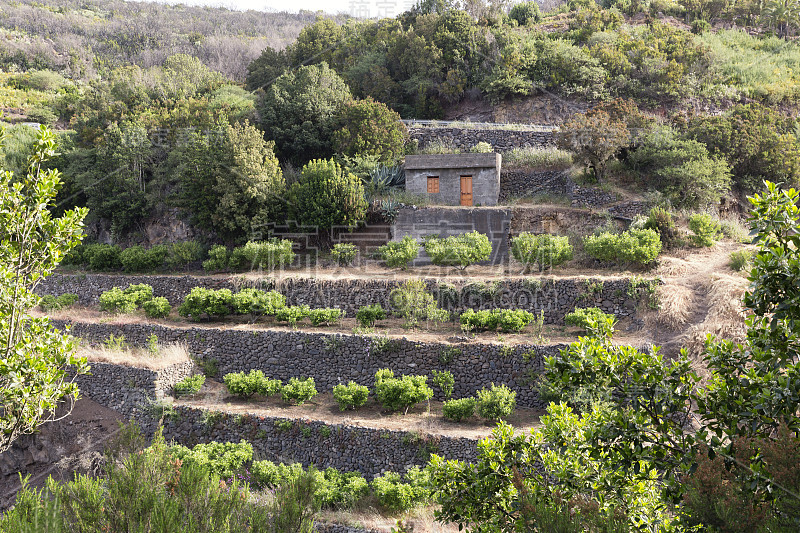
379;199;401;223
366;164;405;198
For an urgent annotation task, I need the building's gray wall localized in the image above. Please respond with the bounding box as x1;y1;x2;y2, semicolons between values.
392;207;511;265
404;154;501;206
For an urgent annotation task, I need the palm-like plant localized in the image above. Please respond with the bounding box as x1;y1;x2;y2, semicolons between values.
762;0;800;38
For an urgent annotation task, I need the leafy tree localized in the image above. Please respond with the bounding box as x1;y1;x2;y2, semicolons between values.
556;110;628;182
288;158;368;232
0;126;89;453
331;98;408;163
686;103;800;192
173;121;285;242
245;46;289;91
258;62;353;165
628;126;732;209
509;1;541;25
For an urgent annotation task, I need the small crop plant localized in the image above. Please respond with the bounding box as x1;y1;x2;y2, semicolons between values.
431;369;454;399
423;231;492;270
223;370;281;399
374;368;433;414
389;279;449;328
583;228;662;266
308;308;343;326
38;293;78;312
332;381;370;411
173;375;205;397
689;213;723;247
330;243;357;266
565;307;616;334
275;305;311;326
510;232;573;271
442;397;476;422
228;239;295;271
730;249;754;272
142;297;171;318
231;289;285;316
179;287;233;321
356;304;386;327
371;467;431;513
377;236;419;269
475;383;516;420
281;377;317;405
202;244;229;272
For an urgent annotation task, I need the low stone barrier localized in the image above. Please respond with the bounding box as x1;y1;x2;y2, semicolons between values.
139;405;478;480
409;126;554;153
56;320;557;409
40;274;642;323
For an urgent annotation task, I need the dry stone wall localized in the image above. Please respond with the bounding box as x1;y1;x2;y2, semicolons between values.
69;360;478;480
73;360;197;417
55;319;555;408
142;405;478;479
409;126;554;153
40;274;641;323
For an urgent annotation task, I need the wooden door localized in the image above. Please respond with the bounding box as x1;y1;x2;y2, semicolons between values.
460;175;473;206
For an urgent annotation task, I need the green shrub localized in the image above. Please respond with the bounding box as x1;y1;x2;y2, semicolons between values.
165;241;204;270
475;383;516;420
332;381;370;411
178;287;233;321
374;368;433;414
173;375;205;397
583;228;662;266
431;369;454;399
371;467;430;513
287;158;369;229
170;440;253;479
644;207;681;249
39;293;78;312
316;467;370;509
730;249;754;272
389;279;450;328
228;240;295;271
459;309;535;333
470;141;493;153
330;243;357;266
231;289;286;316
442;397;476;422
125;284;154;306
565;307;616;333
689;213;722;247
275;305;311;325
203;244;229;272
378;236;419;269
251;460;306;489
142;297;171;318
85;243;122;271
120;245;168;273
423;231;492;269
99;287;138;314
356;304;387;327
510;233;573;271
308;308;343;326
223;370;281;399
281;377;317;405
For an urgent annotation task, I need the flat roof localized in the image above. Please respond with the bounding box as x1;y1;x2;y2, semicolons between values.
404;153;501;170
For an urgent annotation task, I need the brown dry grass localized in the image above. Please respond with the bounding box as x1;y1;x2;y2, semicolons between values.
646;284;693;332
318;505;459;533
79;342;190;370
680;274;747;375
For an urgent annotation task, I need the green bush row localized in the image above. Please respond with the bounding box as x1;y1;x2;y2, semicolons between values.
63;241;203;272
178;287;286;321
459;308;536;333
99;284;172;318
423;231;492;269
39;293;78;312
442;384;517;422
223;370;317;405
583;228;662;266
173;375;205;397
510;233;573;271
203;240;295;272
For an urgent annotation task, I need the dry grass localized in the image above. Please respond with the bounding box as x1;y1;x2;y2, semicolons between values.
646;284;693;332
79;342;190;370
680;274;747;378
319;505;459;533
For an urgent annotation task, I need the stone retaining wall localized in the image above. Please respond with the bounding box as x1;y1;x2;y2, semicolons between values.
40;275;641;323
73;360;197;417
57;319;556;408
499;170;569;201
70;360;478;480
409;127;554;153
141;405;478;480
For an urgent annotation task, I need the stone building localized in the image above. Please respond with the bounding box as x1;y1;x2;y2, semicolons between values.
404;153;502;206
